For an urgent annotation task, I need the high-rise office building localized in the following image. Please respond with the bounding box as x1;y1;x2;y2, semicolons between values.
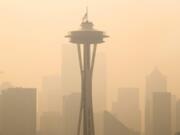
41;75;61;113
63;93;80;135
0;82;13;133
176;100;180;133
152;92;172;135
1;88;36;135
145;68;167;135
146;68;167;94
172;95;177;135
40;112;63;135
0;95;2;134
112;88;141;132
61;45;80;95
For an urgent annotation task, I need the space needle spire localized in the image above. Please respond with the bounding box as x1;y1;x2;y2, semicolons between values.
82;7;89;23
65;9;109;135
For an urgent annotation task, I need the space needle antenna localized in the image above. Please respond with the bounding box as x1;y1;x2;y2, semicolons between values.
86;6;89;21
82;4;89;22
86;0;88;18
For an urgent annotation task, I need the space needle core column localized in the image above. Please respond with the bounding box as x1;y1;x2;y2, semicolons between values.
65;13;108;135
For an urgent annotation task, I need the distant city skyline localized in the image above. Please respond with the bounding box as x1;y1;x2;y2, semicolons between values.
0;68;179;135
0;1;180;135
1;0;180;112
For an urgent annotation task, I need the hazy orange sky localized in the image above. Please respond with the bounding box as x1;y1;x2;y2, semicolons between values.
0;0;180;109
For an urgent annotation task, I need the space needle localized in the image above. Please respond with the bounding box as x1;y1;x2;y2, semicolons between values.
65;8;108;135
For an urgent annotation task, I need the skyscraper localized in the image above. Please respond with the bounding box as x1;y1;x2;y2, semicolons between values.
146;68;167;94
1;88;36;135
63;93;80;135
41;75;61;113
112;88;141;132
61;44;80;95
152;92;172;135
176;100;180;133
171;95;177;135
145;68;167;135
0;94;2;134
40;112;63;135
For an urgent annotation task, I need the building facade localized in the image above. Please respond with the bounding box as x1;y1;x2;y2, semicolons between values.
1;88;36;135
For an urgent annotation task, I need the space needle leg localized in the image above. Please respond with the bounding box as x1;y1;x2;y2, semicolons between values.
90;44;97;76
77;44;83;72
84;44;91;135
77;44;84;135
90;44;97;135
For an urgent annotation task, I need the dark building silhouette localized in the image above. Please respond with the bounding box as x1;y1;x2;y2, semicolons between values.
1;88;36;135
0;95;2;134
145;68;167;135
40;112;63;135
175;132;180;135
172;95;177;135
112;88;141;132
152;92;172;135
63;93;80;135
176;100;180;133
104;111;140;135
